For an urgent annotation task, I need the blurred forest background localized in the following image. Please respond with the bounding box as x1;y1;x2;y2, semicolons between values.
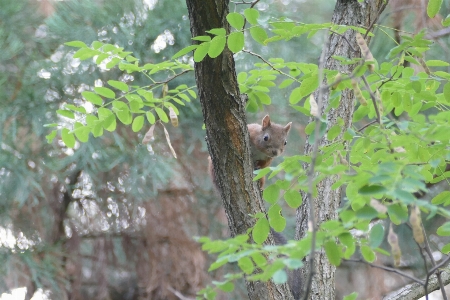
1;0;449;299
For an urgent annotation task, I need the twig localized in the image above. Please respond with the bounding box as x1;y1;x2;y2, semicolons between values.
329;30;357;53
357;120;377;132
242;49;299;82
418;245;430;300
428;255;450;276
422;223;449;300
361;75;382;125
167;286;196;300
363;1;388;39
345;259;424;285
238;0;261;28
383;269;450;300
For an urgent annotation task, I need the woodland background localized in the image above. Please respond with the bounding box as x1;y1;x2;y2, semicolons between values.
1;0;450;299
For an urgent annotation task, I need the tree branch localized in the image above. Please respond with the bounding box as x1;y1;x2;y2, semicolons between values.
383;268;450;300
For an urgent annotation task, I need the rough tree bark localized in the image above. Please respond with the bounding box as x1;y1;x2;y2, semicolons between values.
185;0;293;299
295;0;388;299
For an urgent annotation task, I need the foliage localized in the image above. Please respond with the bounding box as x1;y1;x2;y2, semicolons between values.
1;0;215;299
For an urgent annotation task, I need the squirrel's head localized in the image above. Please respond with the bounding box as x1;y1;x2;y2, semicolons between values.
259;115;292;157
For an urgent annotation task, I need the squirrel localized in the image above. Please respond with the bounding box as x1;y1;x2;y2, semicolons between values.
208;114;292;189
208;115;299;298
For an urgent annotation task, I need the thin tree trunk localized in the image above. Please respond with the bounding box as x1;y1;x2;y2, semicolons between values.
185;0;293;299
295;0;388;299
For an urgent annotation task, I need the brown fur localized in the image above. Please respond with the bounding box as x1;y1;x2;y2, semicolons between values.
209;115;291;188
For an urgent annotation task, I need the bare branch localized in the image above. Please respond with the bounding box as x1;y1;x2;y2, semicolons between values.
383;268;450;300
345;259;424;285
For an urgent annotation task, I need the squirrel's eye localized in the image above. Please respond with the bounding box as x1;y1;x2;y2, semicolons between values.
263;134;269;141
284;140;287;145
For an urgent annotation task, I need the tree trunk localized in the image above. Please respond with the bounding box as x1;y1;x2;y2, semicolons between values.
185;0;293;299
295;0;388;299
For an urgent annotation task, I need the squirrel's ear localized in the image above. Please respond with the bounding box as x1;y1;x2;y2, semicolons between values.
262;115;271;128
284;122;292;132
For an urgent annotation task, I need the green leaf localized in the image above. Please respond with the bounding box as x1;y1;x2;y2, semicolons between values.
437;222;450;236
192;35;211;42
72;48;97;60
244;8;259;25
56;109;75;119
307;121;327;144
155;107;169;123
217;281;234;292
268;204;286;232
253;217;269;244
65;104;86;114
272;270;288;284
46;130;57;143
208;36;226;58
146;111;156;124
343;292;358;300
238;256;254;274
82;91;103;106
355;206;379;220
255;92;271;105
92;121;104;138
251;252;267;268
103;114;116;132
61;128;76;148
289;75;318;104
113;103;132;125
91;41;103;49
431;191;450;205
369;224;385;248
427;0;443;18
279;79;294;89
392;189;415;204
172;45;198;59
253;168;271;181
208;257;228;271
132;115;144;132
227;32;245;53
387;204;409;224
443;82;450;102
284;190;302;208
73;122;90;143
361;245;376;262
358;185;387;195
206;28;226;36
250;27;268;45
327;124;341;141
426;60;450;67
441;243;450;254
194;42;210;62
106;57;121;69
324;241;341;266
187;89;197;99
94;87;115;99
227;12;245;29
65;40;88;48
443;14;450;27
263;184;281;204
107;80;129;92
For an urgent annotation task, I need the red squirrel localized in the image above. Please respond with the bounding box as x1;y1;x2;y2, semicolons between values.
247;115;292;187
209;115;292;188
209;115;299;298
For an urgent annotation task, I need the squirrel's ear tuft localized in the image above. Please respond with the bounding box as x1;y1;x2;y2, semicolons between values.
262;115;271;128
284;122;292;132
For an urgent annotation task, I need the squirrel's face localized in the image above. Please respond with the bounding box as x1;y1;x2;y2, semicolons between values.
260;126;290;158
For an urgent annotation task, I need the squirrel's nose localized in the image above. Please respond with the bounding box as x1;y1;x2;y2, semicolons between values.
272;150;278;156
